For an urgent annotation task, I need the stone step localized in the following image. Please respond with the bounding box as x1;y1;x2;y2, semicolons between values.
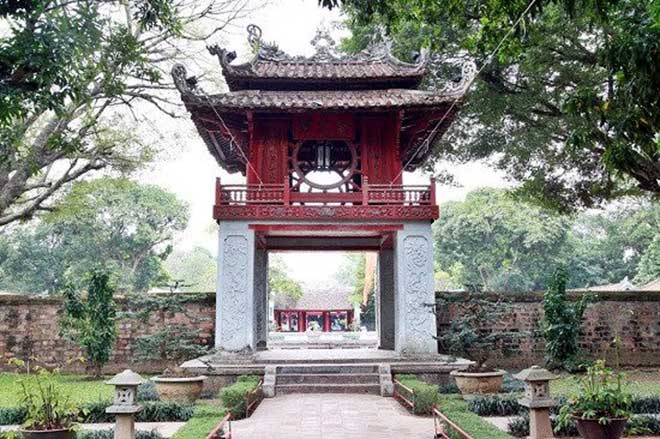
275;383;381;395
276;373;380;385
278;364;379;375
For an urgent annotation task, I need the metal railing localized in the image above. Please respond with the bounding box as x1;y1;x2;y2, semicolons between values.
432;405;475;439
205;412;232;439
215;177;436;207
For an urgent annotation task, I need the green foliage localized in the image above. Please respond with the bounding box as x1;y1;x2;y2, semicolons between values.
133;325;212;363
60;268;118;377
269;255;303;301
395;375;440;415
78;431;164;439
542;268;588;370
8;361;78;431
468;395;525;417
0;373;112;407
0;406;26;425
171;402;226;439
634;234;660;285
80;400;194;423
434;396;513;439
0;178;188;293
164;247;216;292
338;0;660;210
436;292;520;370
434;189;572;292
556;360;633;430
137;381;161;402
218;376;260;419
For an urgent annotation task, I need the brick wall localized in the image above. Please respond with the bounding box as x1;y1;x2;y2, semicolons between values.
1;291;658;373
435;291;660;368
0;293;215;373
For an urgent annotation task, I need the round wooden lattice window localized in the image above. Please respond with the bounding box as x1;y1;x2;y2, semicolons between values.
290;140;359;191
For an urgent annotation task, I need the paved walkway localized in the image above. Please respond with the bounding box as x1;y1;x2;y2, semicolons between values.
231;394;433;439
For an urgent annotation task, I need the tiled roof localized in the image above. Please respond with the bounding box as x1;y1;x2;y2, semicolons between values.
182;88;458;111
275;285;355;310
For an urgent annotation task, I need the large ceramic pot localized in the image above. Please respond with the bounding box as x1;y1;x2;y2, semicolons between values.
450;369;506;395
575;417;628;439
151;375;207;403
20;428;76;439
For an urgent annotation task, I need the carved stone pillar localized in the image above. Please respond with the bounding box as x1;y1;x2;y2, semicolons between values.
377;249;395;350
393;222;437;355
216;221;257;351
254;248;269;350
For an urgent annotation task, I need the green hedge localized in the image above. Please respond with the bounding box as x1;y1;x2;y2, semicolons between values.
395;375;440;415
78;431;164;439
0;401;194;426
218;375;261;420
508;413;660;437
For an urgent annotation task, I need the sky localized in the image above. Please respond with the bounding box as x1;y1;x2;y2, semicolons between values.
139;0;509;284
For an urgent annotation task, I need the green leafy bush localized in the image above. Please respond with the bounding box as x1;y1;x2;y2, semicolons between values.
137;382;160;402
0;407;26;425
468;395;524;416
395;375;439;415
509;413;660;438
631;396;660;414
556;360;632;429
80;400;194;423
78;430;164;439
218;375;261;419
542;267;588;370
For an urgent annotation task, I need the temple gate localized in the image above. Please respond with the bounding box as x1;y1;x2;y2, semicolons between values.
173;26;470;356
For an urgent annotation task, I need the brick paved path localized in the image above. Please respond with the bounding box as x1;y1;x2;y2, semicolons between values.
231;394;433;439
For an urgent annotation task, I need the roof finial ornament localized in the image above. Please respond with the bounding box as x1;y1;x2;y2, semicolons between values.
247;24;262;50
310;26;339;62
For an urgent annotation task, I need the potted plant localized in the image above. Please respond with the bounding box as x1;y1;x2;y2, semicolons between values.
10;361;78;439
305;321;322;340
437;291;518;395
151;366;207;403
556;360;632;439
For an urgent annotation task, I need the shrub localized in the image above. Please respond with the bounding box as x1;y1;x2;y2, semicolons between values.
509;414;660;437
218;375;261;419
395;375;439;415
468;395;524;416
0;407;26;425
137;382;160;402
631;396;660;414
79;400;194;423
78;430;164;439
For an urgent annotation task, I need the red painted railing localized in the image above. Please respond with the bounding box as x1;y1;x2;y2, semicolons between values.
245;379;264;418
215;177;436;207
205;412;232;439
432;405;475;439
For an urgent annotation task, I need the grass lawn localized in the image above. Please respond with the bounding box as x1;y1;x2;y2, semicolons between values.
551;369;660;397
436;395;513;439
0;373;112;407
171;401;226;439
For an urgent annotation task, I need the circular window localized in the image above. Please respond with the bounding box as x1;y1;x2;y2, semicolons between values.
291;140;358;191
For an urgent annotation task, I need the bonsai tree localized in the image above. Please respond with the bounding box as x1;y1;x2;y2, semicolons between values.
436;290;519;371
60;268;118;377
9;359;78;439
556;360;632;439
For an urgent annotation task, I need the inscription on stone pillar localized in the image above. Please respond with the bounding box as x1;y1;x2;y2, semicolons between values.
402;234;434;352
254;249;268;348
221;235;249;346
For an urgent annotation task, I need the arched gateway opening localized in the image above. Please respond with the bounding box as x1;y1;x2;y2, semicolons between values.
173;26;473;390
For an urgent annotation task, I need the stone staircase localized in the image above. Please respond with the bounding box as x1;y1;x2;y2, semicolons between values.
271;364;390;395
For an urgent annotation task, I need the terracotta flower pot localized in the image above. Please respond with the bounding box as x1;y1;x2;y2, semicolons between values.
20;428;76;439
151;375;207;403
450;369;506;395
575;417;628;439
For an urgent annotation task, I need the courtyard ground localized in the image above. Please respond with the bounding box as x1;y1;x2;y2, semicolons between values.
0;373;111;406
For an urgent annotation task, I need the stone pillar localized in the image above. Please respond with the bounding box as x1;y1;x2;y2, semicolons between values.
254;248;269;350
393;222;437;355
216;221;257;351
105;370;144;439
515;366;558;439
377;249;395;350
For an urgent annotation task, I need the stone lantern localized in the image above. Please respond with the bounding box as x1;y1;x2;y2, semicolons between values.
515;365;558;439
106;369;145;439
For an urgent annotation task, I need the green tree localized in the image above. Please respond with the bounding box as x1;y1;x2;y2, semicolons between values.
0;178;188;293
0;0;250;225
434;189;572;292
542;267;588;370
164;246;217;292
269;255;303;301
334;0;659;211
635;235;660;285
60;268;118;377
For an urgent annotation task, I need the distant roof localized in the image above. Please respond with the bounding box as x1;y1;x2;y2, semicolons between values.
275;285;354;311
208;28;428;91
640;278;660;291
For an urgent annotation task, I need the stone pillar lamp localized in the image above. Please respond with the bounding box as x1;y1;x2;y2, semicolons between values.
515;365;558;439
106;370;145;439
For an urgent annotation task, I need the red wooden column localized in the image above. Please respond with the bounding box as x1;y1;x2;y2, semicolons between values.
323;311;331;332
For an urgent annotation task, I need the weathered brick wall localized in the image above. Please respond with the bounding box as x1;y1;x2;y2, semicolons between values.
1;291;658;373
0;293;215;373
436;291;660;368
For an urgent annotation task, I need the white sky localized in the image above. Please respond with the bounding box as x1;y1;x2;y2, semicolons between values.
138;0;509;284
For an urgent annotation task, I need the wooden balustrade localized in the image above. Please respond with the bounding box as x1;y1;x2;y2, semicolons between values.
215;178;436;207
205;412;232;439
